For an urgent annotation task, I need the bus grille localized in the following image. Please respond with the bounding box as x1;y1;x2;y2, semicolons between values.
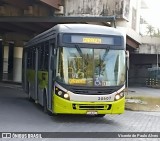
72;104;112;110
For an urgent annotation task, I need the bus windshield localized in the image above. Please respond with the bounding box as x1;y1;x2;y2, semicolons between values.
57;46;125;86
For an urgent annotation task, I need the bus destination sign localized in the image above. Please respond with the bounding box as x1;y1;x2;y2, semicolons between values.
71;35;113;45
82;37;102;44
62;34;122;45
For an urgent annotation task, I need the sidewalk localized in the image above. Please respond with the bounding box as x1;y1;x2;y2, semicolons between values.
127;86;160;97
125;86;160;111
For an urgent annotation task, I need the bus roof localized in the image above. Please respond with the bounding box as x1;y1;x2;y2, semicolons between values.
25;24;124;47
53;24;123;35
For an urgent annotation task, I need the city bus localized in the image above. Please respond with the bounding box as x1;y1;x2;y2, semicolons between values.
22;24;128;117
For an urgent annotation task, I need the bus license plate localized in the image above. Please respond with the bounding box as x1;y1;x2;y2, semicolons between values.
86;111;97;115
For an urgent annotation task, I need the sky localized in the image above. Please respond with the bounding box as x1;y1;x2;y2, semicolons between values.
141;0;160;28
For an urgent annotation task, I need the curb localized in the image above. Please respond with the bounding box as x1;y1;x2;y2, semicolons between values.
0;80;21;85
0;81;22;90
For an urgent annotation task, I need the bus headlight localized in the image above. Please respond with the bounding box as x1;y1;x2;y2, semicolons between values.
114;92;124;101
58;91;63;96
64;93;70;99
115;94;120;100
55;86;70;100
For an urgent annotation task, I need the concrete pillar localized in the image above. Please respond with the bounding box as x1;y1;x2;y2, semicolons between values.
3;46;9;80
0;39;3;80
13;47;23;82
8;42;14;80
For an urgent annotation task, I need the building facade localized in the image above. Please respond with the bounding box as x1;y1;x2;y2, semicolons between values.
0;0;159;86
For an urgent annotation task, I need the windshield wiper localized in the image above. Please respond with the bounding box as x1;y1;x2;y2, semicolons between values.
102;49;109;61
75;44;83;57
75;44;88;65
97;49;109;76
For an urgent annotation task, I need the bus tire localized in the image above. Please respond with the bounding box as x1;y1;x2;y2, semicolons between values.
26;82;29;94
28;83;32;101
43;92;52;116
43;93;47;113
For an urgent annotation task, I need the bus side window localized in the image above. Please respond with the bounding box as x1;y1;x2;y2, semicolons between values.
41;43;45;70
32;47;36;70
28;46;36;70
27;48;31;69
38;45;42;70
44;42;49;71
38;42;49;71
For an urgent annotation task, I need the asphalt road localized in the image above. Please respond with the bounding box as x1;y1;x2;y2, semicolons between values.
0;83;160;141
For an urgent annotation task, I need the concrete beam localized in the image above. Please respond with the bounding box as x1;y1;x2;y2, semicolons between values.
127;36;140;49
1;0;31;9
0;16;116;23
40;0;61;9
4;33;31;41
0;23;34;35
2;33;31;46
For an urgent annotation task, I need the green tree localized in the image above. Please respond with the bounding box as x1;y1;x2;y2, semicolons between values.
154;28;160;37
146;24;155;37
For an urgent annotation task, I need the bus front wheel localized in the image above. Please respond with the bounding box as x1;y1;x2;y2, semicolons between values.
28;83;33;101
43;93;47;113
43;93;52;116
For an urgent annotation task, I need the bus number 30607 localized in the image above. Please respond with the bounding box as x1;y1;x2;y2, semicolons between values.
98;96;111;101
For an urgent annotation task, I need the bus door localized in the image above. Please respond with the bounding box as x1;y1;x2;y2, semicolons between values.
48;40;56;110
27;46;37;100
34;47;38;101
37;43;49;106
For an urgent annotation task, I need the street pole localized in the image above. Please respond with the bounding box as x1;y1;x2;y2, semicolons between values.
156;44;158;69
156;44;159;87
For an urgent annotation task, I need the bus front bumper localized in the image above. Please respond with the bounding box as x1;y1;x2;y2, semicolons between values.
53;95;125;115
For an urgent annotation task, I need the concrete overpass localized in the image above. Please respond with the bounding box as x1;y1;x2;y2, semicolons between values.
0;0;62;82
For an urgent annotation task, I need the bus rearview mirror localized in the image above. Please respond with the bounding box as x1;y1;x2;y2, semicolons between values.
126;51;129;70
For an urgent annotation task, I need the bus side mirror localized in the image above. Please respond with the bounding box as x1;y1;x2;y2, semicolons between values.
126;50;129;70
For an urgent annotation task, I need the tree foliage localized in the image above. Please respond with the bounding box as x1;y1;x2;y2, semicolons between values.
146;24;155;37
154;28;160;37
146;24;160;37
